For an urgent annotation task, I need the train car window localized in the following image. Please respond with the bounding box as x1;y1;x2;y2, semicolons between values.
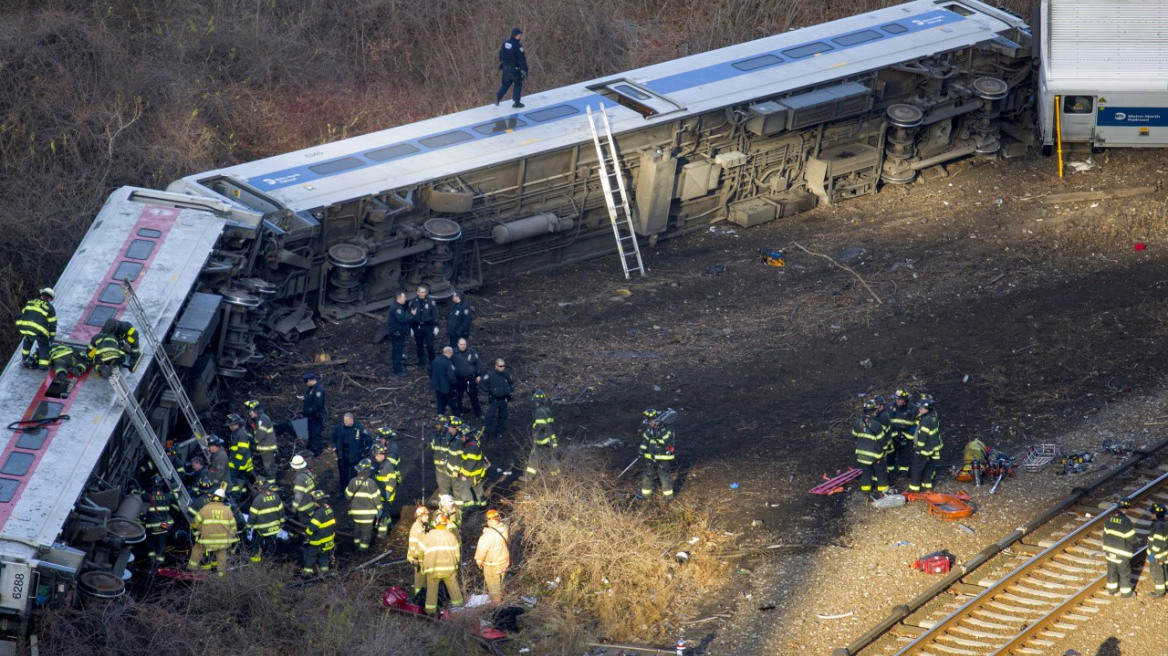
782;42;832;59
881;24;909;34
125;239;155;260
308;157;364;175
16;430;47;451
732;54;783;72
137;228;162;238
614;85;651;101
525;105;580;122
113;261;143;283
473;118;528;135
99;283;125;305
31;401;63;421
419;131;473;148
943;3;975;16
1;453;34;477
0;479;18;503
832;30;882;46
366;144;420;162
85;305;118;328
1063;96;1093;114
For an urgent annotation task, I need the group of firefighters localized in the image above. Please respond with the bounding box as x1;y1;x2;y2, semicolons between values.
16;282;678;614
16;286;141;379
1103;498;1168;598
850;389;941;499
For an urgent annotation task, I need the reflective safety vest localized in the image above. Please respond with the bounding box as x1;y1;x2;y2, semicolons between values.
640;426;674;461
532;405;557;447
431;431;451;469
851;415;885;465
1150;518;1168;557
913;412;942;459
250;412;278;452
193;501;238;547
1103;511;1137;562
141;489;175;534
475;523;510;569
248;491;285;536
88;333;124;364
228;427;254;472
422;527;461;577
460;439;486;479
345;475;381;523
374;458;396;503
16;298;55;338
408;518;428;563
292;471;317;515
445;437;465;478
306;503;336;548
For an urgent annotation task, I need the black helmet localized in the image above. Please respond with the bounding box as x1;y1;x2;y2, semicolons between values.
644;408;660;420
226;413;244;425
244;399;261;410
356;458;373;474
371;444;389;457
446;415;463;428
377;427;396;439
1119;498;1132;509
207;434;225;447
894;388;911;401
872;395;886;406
149;474;165;489
311;489;326;501
1152;503;1166;516
917;394;935;410
532;389;549;403
862;399;878;411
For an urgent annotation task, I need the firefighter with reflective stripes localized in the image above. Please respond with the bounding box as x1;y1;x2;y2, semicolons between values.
525;389;559;478
852;399;889;497
422;512;464;615
1103;498;1139;597
345;459;381;552
187;488;238;575
140;475;175;565
289;455;317;523
408;506;430;595
371;444;396;539
226;413;254;496
908;394;942;492
49;343;89;382
247;479;285;562
16;287;55;369
639;409;675;502
430;416;456;499
87;331;126;377
302;489;336;576
1148;503;1168;598
457;426;487;508
101;318;141;370
375;427;403;484
887;389;917;480
432;494;463;546
246;400;279;487
475;509;510;603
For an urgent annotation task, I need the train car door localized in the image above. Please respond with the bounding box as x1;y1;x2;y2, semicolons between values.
1059;95;1097;143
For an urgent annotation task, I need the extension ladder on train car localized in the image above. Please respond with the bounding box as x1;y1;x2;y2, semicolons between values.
120;278;211;460
108;370;193;513
587;104;645;279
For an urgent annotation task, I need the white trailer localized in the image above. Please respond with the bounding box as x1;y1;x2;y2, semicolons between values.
1040;0;1168;148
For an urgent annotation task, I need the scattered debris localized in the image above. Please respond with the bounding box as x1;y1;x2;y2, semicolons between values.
709;225;737;235
1021;443;1061;472
758;249;786;267
816;611;854;620
912;550;956;574
893;540;911;547
706;263;729;275
729;482;740;490
614;288;633;298
957;524;975;534
1102;438;1134;457
869;493;906;509
1041;184;1154;204
810;467;862;495
859;358;873;369
836;246;867;262
904;491;975;520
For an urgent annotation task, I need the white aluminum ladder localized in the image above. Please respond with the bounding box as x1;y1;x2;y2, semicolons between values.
120;278;211;460
108;370;193;512
587;104;645;279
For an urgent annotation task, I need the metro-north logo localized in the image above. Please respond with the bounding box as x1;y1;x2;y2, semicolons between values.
1114;112;1127;121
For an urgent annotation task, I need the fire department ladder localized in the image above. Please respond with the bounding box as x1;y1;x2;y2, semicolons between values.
120;278;210;460
587;104;645;279
108;370;192;511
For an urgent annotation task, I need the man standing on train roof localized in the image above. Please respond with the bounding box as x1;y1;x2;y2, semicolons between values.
16;287;56;369
495;27;529;108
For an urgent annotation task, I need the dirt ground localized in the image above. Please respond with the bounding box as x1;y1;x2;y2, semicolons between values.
233;147;1168;655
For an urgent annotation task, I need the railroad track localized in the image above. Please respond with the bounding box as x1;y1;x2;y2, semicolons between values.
834;437;1168;656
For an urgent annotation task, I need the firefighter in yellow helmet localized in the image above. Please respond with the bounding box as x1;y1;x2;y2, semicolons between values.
187;488;238;576
421;511;463;615
475;509;510;603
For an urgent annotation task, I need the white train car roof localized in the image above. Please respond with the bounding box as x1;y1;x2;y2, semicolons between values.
173;0;1025;212
1042;0;1168;91
0;187;226;561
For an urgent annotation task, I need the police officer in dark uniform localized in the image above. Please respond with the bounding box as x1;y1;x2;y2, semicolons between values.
300;372;326;457
451;338;484;419
479;358;514;439
331;412;372;491
430;346;459;416
446;291;475;350
495;28;529;108
408;285;439;368
387;290;412;377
